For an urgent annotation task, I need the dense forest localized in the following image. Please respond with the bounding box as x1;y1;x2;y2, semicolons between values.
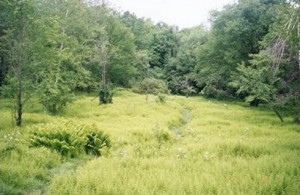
0;0;299;126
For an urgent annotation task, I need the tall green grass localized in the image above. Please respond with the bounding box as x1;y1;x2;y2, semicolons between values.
1;90;299;194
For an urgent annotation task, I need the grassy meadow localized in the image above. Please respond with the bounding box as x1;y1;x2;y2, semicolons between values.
0;90;299;194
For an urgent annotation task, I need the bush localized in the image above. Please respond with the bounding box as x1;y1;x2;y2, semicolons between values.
133;78;169;95
29;121;111;158
37;80;74;114
152;124;172;144
201;84;228;99
99;84;114;104
156;93;167;104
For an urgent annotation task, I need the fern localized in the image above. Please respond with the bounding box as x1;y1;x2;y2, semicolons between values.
29;121;111;158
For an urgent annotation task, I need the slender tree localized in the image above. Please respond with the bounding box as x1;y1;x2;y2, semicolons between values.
2;0;35;126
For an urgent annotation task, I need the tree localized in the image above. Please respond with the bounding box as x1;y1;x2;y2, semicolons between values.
228;0;299;122
121;11;155;51
230;52;277;106
165;26;207;95
149;23;179;79
196;0;282;98
0;2;9;89
95;32;112;104
136;50;150;101
260;0;300;121
34;0;90;113
106;16;137;87
0;0;36;126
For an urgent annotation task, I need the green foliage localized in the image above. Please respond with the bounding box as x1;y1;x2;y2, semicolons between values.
31;130;81;158
133;77;169;95
152;124;171;144
0;0;298;125
165;26;207;95
99;84;114;104
121;11;156;50
218;143;271;158
46;91;300;195
0;0;300;192
258;1;300;119
0;91;299;194
230;53;277;106
29;121;111;158
295;113;300;124
85;131;111;156
181;85;197;97
0;130;61;194
155;93;167;104
196;0;281;98
86;7;137;88
1;131;22;155
37;79;75;114
168;108;191;136
106;16;137;87
149;24;179;69
201;84;229;99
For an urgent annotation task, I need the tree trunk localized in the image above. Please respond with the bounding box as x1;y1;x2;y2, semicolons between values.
272;107;283;123
0;28;9;87
15;5;26;127
99;38;109;105
16;73;22;126
0;55;8;87
100;39;108;87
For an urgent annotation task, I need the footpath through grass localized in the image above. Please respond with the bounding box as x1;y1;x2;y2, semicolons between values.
0;90;299;194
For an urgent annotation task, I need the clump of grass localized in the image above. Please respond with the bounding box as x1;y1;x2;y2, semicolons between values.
156;93;167;104
152;123;172;144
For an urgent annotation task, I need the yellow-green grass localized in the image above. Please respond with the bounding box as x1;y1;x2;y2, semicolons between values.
1;90;299;194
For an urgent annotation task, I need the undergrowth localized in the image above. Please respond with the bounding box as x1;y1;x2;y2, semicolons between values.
30;121;111;158
0;90;299;194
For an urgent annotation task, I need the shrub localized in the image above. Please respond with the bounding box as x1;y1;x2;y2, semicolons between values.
29;121;111;158
156;93;167;104
133;78;169;95
201;84;228;99
99;84;114;104
152;124;171;144
37;80;75;114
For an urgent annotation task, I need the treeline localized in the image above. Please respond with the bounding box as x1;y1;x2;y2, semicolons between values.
0;0;299;126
